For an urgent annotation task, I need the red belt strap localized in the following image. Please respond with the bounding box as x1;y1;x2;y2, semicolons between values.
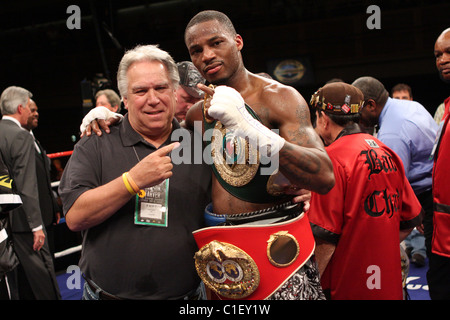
193;213;315;300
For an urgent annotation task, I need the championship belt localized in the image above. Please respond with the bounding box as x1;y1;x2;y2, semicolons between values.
193;213;315;300
202;97;288;204
211;120;260;187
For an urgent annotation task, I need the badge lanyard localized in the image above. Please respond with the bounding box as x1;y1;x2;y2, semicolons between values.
132;146;169;227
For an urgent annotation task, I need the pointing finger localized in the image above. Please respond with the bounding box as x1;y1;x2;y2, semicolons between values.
153;142;180;157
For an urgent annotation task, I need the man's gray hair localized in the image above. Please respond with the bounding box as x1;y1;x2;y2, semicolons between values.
117;44;179;98
351;76;389;105
0;86;33;115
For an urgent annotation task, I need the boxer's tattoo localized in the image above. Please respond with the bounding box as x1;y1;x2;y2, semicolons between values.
284;106;313;145
279;105;323;185
280;143;321;177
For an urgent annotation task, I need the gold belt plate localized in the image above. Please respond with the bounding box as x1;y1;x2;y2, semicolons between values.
194;240;260;299
211;121;260;187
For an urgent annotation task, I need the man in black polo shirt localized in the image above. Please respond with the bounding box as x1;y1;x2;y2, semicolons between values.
58;44;211;300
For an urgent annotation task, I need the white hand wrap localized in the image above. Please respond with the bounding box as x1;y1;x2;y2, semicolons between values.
208;86;285;155
79;106;123;133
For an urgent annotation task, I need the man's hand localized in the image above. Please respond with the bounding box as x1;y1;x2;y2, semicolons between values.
128;142;180;189
288;189;312;211
416;224;425;234
32;229;45;251
80;106;123;137
54;212;61;225
267;171;311;209
81;118;120;137
208;86;286;155
198;83;215;123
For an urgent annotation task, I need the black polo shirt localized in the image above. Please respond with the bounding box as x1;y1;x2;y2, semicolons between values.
59;115;211;299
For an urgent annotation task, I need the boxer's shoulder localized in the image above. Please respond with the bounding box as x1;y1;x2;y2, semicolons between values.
249;79;307;126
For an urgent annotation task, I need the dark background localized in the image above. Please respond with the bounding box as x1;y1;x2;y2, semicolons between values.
1;0;449;154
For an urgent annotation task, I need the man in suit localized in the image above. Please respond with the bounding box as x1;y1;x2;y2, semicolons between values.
0;153;22;300
0;86;60;300
22;99;61;260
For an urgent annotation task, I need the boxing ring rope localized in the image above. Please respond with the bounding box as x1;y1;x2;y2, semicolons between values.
47;150;81;259
54;245;82;259
47;151;73;159
47;150;72;189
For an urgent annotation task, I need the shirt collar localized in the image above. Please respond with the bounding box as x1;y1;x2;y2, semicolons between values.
334;122;363;141
378;97;392;128
119;113;181;148
2;116;24;129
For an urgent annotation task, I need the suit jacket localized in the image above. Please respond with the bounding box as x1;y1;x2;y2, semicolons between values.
0;119;43;232
33;136;60;227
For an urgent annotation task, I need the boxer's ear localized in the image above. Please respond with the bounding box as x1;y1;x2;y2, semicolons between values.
235;34;243;51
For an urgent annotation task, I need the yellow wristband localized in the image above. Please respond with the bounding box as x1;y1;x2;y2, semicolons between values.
125;172;140;193
122;173;136;195
125;172;146;198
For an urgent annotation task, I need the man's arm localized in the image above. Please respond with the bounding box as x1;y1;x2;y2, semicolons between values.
64;143;179;231
80;106;123;137
66;142;179;231
400;227;414;242
184;100;204;132
11;131;46;250
314;238;336;277
275;87;335;194
207;84;335;195
65;176;135;231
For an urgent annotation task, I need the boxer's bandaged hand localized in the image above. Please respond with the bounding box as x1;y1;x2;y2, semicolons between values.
209;86;285;155
79;106;123;133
